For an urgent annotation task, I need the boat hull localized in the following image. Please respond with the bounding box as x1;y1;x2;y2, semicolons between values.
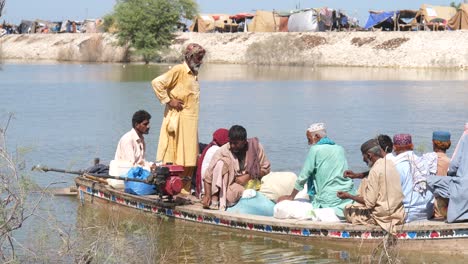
75;175;468;255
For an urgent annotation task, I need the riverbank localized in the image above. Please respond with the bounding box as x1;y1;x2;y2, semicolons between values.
1;31;467;69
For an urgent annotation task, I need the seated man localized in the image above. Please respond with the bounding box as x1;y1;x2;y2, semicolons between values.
202;125;271;210
195;128;229;198
344;134;394;179
393;134;434;222
423;131;451;219
427;123;468;223
337;139;405;234
114;110;154;169
278;123;354;218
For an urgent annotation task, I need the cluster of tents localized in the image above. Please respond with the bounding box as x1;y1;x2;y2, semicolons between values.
190;8;358;33
365;4;468;31
191;4;468;33
1;19;103;35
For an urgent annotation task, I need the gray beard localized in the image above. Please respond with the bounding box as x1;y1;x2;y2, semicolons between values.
192;64;201;73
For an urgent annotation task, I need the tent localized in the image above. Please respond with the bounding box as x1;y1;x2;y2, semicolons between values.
190;15;215;32
248;10;281;32
412;4;457;30
18;20;35;34
274;11;291;32
448;4;468;30
190;14;235;32
229;13;254;32
365;11;397;29
81;19;103;33
365;10;417;30
287;9;319;32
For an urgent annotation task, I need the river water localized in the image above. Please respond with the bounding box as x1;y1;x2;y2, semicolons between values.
1;62;468;263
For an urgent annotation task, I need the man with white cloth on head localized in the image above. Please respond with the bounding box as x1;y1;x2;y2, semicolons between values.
278;123;354;218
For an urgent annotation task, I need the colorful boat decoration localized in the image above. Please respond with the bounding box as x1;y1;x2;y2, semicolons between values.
75;175;468;253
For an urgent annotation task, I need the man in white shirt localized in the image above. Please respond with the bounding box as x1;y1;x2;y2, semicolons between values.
114;110;154;169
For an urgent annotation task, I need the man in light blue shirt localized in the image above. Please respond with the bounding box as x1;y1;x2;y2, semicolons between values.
393;134;434;222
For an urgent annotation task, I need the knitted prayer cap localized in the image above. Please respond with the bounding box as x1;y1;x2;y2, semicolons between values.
307;123;326;133
393;134;412;146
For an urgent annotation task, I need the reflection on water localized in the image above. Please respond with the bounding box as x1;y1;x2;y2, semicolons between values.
1;62;468;262
74;202;353;263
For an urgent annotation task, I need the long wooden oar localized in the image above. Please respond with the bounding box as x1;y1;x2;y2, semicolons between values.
31;165;152;184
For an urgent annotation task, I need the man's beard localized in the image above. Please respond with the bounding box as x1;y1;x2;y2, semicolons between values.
189;62;202;74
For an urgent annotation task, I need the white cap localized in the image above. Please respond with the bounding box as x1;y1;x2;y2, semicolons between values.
307;123;326;133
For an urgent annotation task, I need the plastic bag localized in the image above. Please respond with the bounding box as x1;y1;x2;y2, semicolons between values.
245;178;261;190
226;190;275;216
124;167;156;195
274;200;316;220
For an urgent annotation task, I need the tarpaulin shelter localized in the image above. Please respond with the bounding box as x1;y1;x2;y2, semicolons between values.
81;19;103;33
190;15;215;32
248;10;281;32
412;4;457;30
274;11;291;32
365;10;417;30
19;20;35;33
190;14;235;32
365;11;397;29
448;4;468;30
229;13;254;32
287;9;319;32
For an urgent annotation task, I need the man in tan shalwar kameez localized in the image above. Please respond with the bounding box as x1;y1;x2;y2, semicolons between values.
151;43;206;193
337;139;405;234
202;125;271;210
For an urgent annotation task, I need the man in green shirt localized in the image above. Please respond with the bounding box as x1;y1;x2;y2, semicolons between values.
278;123;354;218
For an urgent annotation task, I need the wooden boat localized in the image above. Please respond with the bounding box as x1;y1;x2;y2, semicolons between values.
75;174;468;255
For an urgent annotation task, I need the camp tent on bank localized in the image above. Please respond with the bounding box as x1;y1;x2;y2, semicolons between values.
448;3;468;30
412;4;457;30
229;13;254;32
287;9;319;32
287;8;355;32
248;10;281;32
365;10;417;31
190;14;235;32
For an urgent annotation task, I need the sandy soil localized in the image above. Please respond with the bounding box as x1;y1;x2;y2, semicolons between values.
1;31;467;69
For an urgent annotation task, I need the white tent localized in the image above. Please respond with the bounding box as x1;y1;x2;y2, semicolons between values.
287;9;319;32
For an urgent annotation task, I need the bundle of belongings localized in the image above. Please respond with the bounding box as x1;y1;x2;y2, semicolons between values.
227;171;340;222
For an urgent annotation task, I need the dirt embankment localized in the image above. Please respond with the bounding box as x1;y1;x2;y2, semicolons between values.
1;31;467;69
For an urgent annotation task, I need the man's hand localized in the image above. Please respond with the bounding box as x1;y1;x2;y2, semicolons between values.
202;194;211;209
234;173;250;186
337;191;351;200
343;170;357;178
168;99;184;111
277;195;293;203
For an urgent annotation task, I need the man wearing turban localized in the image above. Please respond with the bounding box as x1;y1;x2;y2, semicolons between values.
151;43;206;193
337;139;405;234
278;123;354;218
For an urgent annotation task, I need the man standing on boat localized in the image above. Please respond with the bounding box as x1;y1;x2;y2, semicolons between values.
337;139;405;234
202;125;271;210
114;110;154;169
277;123;354;218
151;43;206;194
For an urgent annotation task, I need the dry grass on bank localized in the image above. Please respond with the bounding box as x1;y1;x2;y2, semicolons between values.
245;34;323;66
56;34;130;63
